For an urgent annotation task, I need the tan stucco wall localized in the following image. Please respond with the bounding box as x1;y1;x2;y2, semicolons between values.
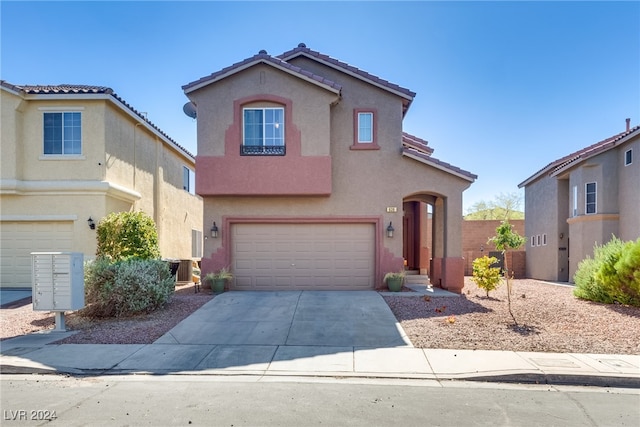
619;136;640;240
1;89;24;180
524;175;564;281
525;133;639;282
188;64;337;158
1;89;203;270
190;61;472;287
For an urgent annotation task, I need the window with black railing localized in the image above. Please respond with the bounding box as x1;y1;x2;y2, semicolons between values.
241;145;286;156
242;107;285;156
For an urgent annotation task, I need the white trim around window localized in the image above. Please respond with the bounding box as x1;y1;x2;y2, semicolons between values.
625;149;633;166
357;112;373;143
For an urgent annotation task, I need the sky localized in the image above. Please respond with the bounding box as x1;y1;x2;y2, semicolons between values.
2;1;639;213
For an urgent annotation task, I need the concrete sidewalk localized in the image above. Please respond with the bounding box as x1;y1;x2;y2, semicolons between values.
1;289;638;387
1;332;638;387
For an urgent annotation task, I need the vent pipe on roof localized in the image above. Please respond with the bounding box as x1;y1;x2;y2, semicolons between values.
626;118;630;132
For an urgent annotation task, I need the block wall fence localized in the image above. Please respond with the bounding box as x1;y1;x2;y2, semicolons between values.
462;219;526;278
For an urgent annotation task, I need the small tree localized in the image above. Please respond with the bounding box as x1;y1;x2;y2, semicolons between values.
489;220;526;325
471;256;503;297
96;211;160;261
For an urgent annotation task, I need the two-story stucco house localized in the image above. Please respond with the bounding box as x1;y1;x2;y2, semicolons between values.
0;81;203;289
518;120;640;282
182;44;476;292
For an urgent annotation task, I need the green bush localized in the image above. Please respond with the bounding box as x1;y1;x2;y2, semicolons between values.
96;211;160;261
83;258;174;317
574;237;640;306
573;257;613;303
471;256;503;297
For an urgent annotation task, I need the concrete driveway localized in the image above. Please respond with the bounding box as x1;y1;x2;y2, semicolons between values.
155;291;411;348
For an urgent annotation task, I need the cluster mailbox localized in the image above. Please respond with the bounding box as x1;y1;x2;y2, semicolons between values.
31;252;85;331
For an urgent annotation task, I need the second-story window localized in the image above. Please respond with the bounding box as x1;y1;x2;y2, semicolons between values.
43;112;82;155
242;107;285;155
357;112;373;143
183;166;195;195
585;182;596;214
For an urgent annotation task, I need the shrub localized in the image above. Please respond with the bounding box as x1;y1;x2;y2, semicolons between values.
471;256;503;297
573;257;613;303
96;211;160;261
574;237;640;306
83;258;174;317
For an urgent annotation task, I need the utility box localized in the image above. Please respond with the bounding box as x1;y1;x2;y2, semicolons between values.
31;252;85;311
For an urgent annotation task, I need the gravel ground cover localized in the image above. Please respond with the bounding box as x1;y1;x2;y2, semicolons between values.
2;279;638;354
385;278;640;355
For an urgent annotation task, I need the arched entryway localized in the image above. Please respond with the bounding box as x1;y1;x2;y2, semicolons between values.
402;192;464;293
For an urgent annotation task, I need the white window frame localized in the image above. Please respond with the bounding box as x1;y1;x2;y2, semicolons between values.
625;149;632;166
572;185;578;217
585;182;597;215
357;112;374;143
531;236;535;247
183;166;195;194
41;109;83;157
536;235;541;246
542;234;547;246
242;107;285;153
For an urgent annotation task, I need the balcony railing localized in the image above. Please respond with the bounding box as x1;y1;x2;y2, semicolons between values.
241;145;286;156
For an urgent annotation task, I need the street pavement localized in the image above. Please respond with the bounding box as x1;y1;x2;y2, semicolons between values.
1;287;638;388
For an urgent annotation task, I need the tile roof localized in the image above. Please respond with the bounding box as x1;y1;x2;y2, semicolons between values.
402;131;434;156
402;146;477;182
182;50;342;94
278;43;416;102
1;80;194;159
518;124;640;187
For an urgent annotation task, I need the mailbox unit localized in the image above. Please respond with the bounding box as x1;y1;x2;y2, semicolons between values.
32;252;84;311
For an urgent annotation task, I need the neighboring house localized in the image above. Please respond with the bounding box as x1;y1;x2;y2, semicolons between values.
0;81;203;289
182;43;476;292
518;121;640;282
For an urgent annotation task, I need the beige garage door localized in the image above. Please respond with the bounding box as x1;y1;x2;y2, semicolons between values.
232;223;375;290
0;221;73;288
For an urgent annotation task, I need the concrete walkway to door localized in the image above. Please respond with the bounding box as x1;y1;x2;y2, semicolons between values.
155;291;412;348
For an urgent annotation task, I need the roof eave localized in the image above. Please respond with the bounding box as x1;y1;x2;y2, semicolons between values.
549;127;640;178
281;51;415;103
15;90;194;162
402;150;476;183
183;58;341;96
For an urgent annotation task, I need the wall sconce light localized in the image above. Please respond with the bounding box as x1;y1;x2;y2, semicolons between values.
559;233;564;239
211;221;219;238
480;244;484;254
87;217;96;230
386;221;394;238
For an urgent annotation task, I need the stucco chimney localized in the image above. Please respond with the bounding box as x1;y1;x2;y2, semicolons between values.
626;118;630;132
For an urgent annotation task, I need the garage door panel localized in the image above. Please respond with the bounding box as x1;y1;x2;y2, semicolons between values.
232;223;374;290
1;221;73;288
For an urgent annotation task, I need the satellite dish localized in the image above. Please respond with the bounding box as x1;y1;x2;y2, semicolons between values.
183;102;197;119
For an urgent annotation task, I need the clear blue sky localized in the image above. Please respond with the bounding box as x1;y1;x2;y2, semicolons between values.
2;1;639;213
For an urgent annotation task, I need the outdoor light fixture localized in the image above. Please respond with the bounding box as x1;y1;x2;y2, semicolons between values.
386;221;394;238
211;221;219;238
87;217;96;230
480;244;484;254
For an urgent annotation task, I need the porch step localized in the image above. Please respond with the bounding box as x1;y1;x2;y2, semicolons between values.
404;274;431;285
